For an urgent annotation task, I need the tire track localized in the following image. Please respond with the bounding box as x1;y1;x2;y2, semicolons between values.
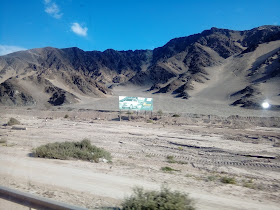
111;135;280;171
144;152;280;171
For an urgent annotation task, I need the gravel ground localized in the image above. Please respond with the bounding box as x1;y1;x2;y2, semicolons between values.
0;108;280;209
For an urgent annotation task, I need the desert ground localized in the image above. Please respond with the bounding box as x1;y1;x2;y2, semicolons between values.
0;90;280;210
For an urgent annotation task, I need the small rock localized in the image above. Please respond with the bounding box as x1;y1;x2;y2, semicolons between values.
100;158;108;163
11;126;27;130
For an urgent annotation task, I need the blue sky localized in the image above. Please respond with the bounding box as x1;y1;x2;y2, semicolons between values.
0;0;279;55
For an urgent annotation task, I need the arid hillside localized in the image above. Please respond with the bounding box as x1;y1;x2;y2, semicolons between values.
0;25;280;108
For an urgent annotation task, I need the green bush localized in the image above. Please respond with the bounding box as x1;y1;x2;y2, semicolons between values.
220;176;236;184
122;186;195;210
64;114;69;118
242;179;255;189
161;166;174;172
167;155;176;163
161;166;180;172
166;156;187;165
7;118;21;126
33;139;111;162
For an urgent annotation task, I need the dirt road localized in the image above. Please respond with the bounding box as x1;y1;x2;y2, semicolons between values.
0;109;280;209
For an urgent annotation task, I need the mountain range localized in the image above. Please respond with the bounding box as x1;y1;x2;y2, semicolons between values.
0;25;280;109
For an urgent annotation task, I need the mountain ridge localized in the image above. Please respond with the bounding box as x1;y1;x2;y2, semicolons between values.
1;25;280;108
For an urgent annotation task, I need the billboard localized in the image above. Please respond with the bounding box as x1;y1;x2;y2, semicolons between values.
119;96;153;111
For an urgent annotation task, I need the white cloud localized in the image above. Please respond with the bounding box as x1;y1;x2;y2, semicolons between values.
0;45;27;56
44;0;63;19
71;23;88;37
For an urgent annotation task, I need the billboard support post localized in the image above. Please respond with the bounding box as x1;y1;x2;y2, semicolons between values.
128;112;131;121
144;111;146;119
119;96;153;120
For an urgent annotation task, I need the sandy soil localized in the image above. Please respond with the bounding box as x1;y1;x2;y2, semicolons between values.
57;84;280;118
0;107;280;209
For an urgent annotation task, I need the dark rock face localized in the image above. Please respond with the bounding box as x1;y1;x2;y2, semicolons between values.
45;85;79;106
241;26;280;47
231;99;261;109
61;47;151;76
0;25;280;106
48;91;77;106
0;79;35;106
230;47;280;109
48;92;66;106
131;26;280;101
230;85;262;108
231;86;256;98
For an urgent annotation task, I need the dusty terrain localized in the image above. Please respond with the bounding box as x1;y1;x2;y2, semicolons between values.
1;25;280;210
0;105;280;210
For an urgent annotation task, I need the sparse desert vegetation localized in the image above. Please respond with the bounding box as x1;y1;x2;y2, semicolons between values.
146;119;153;123
0;108;280;209
121;187;195;210
220;176;237;185
7;117;21;126
0;138;7;145
161;166;180;173
166;155;176;163
242;179;256;189
166;155;188;164
33;139;111;162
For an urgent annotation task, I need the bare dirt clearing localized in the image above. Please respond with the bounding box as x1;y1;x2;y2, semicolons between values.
0;108;280;209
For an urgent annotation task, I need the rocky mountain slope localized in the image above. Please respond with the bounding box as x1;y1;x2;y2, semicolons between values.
0;25;280;108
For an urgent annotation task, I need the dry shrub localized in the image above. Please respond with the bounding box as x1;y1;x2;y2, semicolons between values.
0;138;7;144
33;139;111;162
161;166;180;172
7;118;21;126
122;186;195;210
220;176;236;184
